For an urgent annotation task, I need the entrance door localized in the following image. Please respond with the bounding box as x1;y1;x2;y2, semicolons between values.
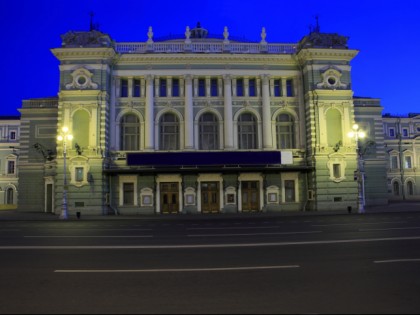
241;181;259;212
201;182;220;213
160;183;179;214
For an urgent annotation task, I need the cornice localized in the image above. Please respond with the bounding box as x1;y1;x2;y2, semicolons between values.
117;53;296;65
296;48;359;62
51;47;116;61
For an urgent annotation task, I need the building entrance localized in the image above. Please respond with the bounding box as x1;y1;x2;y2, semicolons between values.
160;182;179;214
241;181;260;212
201;182;220;213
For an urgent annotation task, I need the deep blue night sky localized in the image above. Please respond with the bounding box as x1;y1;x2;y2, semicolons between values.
1;0;419;116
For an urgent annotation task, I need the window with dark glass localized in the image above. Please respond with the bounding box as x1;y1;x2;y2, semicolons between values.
238;113;257;149
120;79;128;97
172;78;180;97
286;79;294;97
198;79;206;97
210;78;218;97
249;79;256;97
133;79;141;97
276;114;295;149
159;79;167;97
160;113;180;150
75;167;84;182
284;180;296;202
123;183;134;205
236;79;244;96
274;79;282;97
7;160;15;174
120;114;140;151
199;113;219;150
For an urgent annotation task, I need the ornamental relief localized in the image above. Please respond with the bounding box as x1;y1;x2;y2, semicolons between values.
65;67;99;90
316;66;347;89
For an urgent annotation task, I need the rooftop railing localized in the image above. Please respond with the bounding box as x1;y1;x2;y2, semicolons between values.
22;98;58;109
115;42;297;54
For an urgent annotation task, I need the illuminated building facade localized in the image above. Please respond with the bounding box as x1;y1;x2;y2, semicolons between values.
0;116;20;208
16;23;418;215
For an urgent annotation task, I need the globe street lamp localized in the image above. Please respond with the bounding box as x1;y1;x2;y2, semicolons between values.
348;124;366;214
57;126;73;220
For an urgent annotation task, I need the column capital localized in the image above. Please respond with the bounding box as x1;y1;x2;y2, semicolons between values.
223;74;232;81
260;74;271;83
145;74;154;81
184;74;193;82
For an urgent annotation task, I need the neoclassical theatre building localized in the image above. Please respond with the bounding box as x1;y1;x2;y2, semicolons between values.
16;23;419;216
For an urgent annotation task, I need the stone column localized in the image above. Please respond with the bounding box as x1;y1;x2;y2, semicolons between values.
223;75;234;149
145;75;155;150
184;74;194;149
261;74;273;149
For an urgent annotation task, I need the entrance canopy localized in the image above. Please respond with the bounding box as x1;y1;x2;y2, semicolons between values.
127;151;281;167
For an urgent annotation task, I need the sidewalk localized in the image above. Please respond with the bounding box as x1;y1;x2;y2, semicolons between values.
1;202;419;221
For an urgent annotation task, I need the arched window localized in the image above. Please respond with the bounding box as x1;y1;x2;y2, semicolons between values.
326;109;342;147
407;181;414;196
6;188;13;205
120;114;140;151
160;113;179;150
393;181;400;196
238;113;257;149
276;113;295;149
199;113;219;150
72;110;90;149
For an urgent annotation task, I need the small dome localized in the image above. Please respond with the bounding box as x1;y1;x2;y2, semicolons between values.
190;22;208;39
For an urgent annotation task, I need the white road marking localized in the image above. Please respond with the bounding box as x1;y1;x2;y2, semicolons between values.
360;227;420;232
54;265;300;273
313;221;407;227
187;226;287;230
188;231;322;237
374;259;420;264
24;235;153;238
1;236;420;250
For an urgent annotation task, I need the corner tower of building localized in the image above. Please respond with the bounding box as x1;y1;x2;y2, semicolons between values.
296;30;360;211
51;30;116;215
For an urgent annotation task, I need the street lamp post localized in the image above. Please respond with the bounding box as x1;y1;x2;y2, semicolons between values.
57;127;73;220
348;124;366;214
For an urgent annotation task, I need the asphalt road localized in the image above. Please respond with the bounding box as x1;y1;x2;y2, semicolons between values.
1;213;420;314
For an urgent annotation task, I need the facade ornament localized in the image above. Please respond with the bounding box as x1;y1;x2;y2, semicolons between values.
185;26;191;44
223;26;230;43
260;27;267;44
147;26;154;44
65;67;98;90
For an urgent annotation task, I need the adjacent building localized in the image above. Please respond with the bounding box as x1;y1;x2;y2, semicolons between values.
15;23;419;216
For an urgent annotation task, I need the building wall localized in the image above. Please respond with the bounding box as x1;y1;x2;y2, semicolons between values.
14;27;419;215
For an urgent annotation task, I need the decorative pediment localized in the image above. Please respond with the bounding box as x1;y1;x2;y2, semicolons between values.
317;66;347;89
65;67;98;90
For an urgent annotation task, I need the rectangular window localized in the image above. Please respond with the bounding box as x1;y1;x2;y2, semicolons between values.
236;79;244;96
333;164;341;179
210;79;218;97
10;131;16;140
274;79;282;97
120;79;128;97
7;161;15;174
198;79;206;97
123;183;134;205
402;128;409;137
389;128;395;137
391;156;399;169
284;180;296;202
286;79;294;97
405;156;412;169
249;79;256;97
172;78;180;97
75;167;84;182
133;79;141;97
159;79;167;97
